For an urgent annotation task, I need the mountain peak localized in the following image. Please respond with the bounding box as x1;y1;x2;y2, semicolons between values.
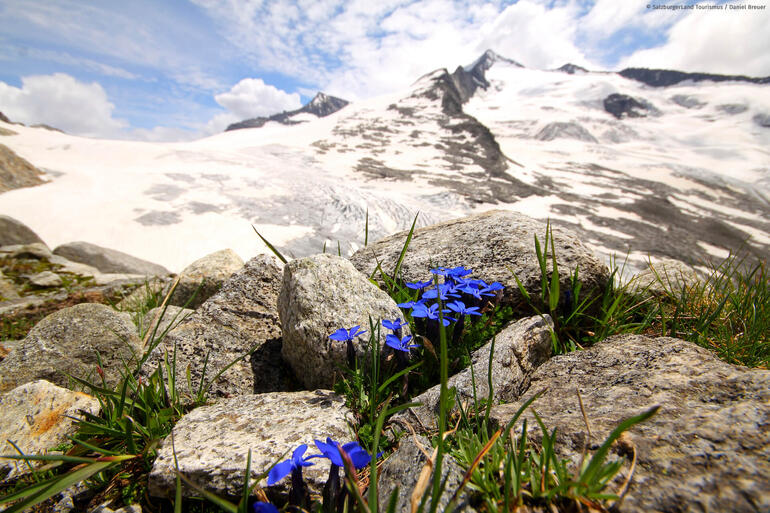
225;92;349;132
557;63;589;74
465;49;523;72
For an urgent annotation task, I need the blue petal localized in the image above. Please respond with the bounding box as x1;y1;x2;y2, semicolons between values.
253;502;279;513
267;459;293;486
329;328;350;341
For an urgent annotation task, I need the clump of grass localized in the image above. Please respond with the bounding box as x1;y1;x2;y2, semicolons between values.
649;253;769;368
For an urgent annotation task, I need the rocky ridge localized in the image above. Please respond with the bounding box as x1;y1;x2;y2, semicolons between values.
226;92;349;131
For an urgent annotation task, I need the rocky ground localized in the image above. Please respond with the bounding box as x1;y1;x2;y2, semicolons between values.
0;212;767;513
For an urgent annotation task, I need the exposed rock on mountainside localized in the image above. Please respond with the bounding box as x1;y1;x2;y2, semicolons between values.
619;67;770;87
557;63;588;74
226;92;349;131
0;144;45;193
670;94;706;109
603;93;660;119
0;112;10;123
534;121;598;142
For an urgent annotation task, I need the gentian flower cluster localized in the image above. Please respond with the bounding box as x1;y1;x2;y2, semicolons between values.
399;266;503;344
263;438;378;513
329;325;367;368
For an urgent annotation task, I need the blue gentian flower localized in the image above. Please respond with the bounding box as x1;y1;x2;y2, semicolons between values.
382;318;407;332
267;444;314;486
406;279;433;290
447;266;473;278
429;266;451;276
386;333;420;352
311;438;373;469
481;282;504;296
411;303;454;326
398;298;426;309
458;283;483;300
446;300;482;317
329;325;367;342
421;282;460;301
252;502;279;513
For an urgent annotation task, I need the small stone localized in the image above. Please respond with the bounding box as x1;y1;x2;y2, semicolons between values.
148;390;354;499
0;380;100;478
30;270;64;288
279;254;407;390
397;315;553;430
0;242;53;259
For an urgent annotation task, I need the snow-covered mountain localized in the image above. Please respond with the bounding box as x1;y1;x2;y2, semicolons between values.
225;92;349;131
0;51;768;272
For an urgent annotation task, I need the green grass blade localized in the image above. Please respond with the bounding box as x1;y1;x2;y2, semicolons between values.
1;461;114;513
392;213;419;279
579;405;659;486
364;207;369;247
251;225;288;264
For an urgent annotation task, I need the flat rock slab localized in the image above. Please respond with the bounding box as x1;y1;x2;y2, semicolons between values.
350;210;608;305
399;315;552;430
489;334;770;513
279;254;407;390
0;380;100;478
149;390;354;499
53;241;169;276
141;255;291;397
0;303;143;392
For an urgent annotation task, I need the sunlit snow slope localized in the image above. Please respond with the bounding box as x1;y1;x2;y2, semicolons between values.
1;51;768;273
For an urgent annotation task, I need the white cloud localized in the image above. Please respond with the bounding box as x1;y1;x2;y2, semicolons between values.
0;73;127;137
214;78;302;119
621;3;770;76
478;0;594;69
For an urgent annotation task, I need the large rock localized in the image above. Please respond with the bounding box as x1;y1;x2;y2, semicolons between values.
279;254;407;390
398;315;552;430
377;434;472;513
53;241;170;276
167;249;244;309
0;242;53;259
350;210;608;306
489;335;770;513
149;390;354;499
0;303;143;392
0;144;45;193
140;255;291;397
0;215;46;247
0;380;100;478
630;257;701;296
139;306;193;340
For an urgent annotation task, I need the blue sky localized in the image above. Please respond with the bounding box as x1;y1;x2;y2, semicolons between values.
0;0;768;140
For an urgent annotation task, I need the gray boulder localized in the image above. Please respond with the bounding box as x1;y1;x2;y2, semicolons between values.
0;215;46;247
350;210;608;306
53;241;169;276
398;315;552;430
488;334;770;513
0;380;100;478
140;255;291;397
377;434;472;513
0;144;46;193
167;248;244;309
149;390;354;499
279;254;407;390
0;303;143;393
